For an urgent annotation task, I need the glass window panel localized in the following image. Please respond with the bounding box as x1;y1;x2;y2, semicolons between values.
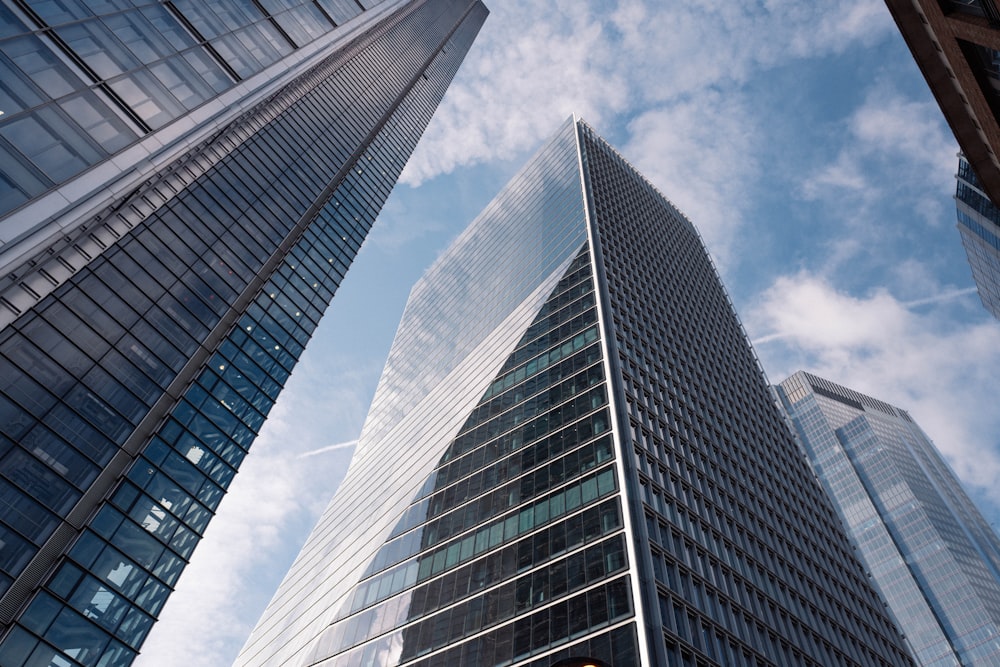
100;348;163;403
181;48;231;93
171;0;227;39
0;53;45;115
56;20;139;79
107;69;185;129
3;334;75;397
233;24;283;68
2;35;85;98
152;550;183;586
103;10;174;64
45;606;110;662
129;495;178;543
45;404;116;466
148;56;212;109
0;104;101;180
25;0;92;25
0;522;36;575
0;476;59;543
135;577;169;615
85;0;132;13
19;423;99;488
211;32;261;78
0;357;58;419
271;7;320;46
20;592;61;634
118;333;176;386
117;606;153;648
0;150;48;216
212;0;262;29
159;450;205;496
140;5;196;50
68;575;131;631
253;18;294;57
64;384;132;443
316;0;361;25
256;0;294;12
0;4;28;39
110;520;163;570
78;270;144;328
144;304;198;356
0;447;79;514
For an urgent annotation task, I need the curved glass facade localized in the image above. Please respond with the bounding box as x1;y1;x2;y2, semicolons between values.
776;371;1000;667
242;119;916;667
956;157;1000;320
236;117;607;667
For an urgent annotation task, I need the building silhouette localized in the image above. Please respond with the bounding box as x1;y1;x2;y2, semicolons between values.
0;0;486;664
775;371;1000;666
956;156;1000;319
884;0;1000;206
238;118;915;667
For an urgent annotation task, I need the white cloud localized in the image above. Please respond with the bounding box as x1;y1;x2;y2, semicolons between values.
397;0;907;281
747;272;1000;502
800;82;957;209
401;0;627;186
403;0;899;189
793;0;894;53
621;91;758;266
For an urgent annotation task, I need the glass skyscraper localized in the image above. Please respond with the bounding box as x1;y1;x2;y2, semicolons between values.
238;118;915;667
0;0;486;664
955;156;1000;320
775;371;1000;666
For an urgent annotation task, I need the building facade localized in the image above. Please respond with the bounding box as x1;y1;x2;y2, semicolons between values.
775;371;1000;666
238;118;915;667
956;156;1000;318
883;0;1000;205
0;0;486;664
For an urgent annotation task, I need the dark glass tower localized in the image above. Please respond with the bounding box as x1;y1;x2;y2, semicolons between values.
955;156;1000;319
239;118;915;667
775;371;1000;667
0;1;487;665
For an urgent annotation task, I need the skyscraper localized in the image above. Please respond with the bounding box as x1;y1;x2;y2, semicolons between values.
0;0;486;664
774;371;1000;667
955;156;1000;319
238;118;915;667
883;1;1000;206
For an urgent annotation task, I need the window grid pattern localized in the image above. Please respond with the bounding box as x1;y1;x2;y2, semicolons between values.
300;246;639;667
0;0;374;216
956;157;1000;319
776;371;1000;667
235;116;592;667
578;122;914;667
0;1;488;665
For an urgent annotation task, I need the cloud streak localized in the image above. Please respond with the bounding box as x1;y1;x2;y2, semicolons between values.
903;286;979;308
297;439;359;458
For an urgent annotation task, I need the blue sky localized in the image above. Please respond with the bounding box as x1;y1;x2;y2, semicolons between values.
136;1;1000;664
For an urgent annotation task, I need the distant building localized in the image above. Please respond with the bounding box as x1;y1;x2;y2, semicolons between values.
237;118;915;667
0;1;486;665
884;0;1000;205
956;156;1000;318
775;371;1000;666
